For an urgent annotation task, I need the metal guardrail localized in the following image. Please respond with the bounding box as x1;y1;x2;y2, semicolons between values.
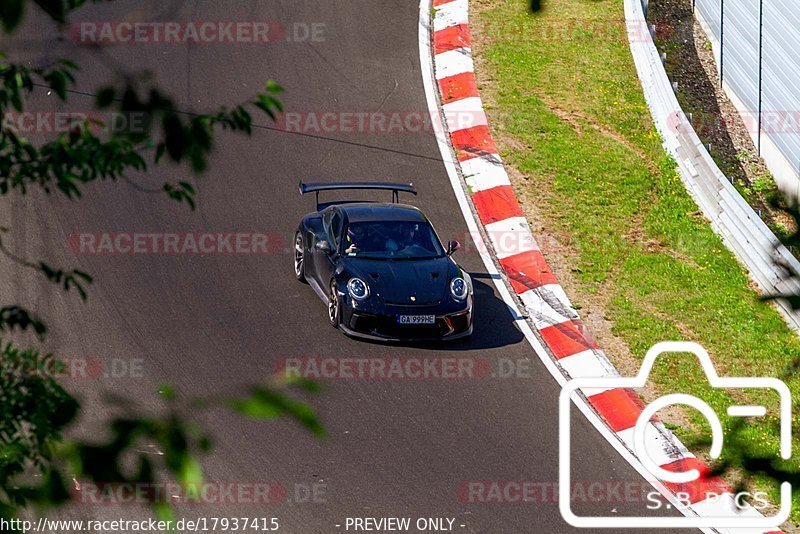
694;0;800;199
625;0;800;333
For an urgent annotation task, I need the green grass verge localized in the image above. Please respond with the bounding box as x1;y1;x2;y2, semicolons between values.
472;0;800;521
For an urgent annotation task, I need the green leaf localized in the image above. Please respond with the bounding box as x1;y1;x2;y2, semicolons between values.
284;375;322;394
159;384;176;400
155;142;166;163
265;80;283;94
254;99;276;120
46;70;67;100
153;502;175;526
10;84;23;111
179;456;203;490
163;114;185;161
228;386;326;438
32;0;66;23
228;395;283;419
1;0;25;32
96;87;115;108
71;270;93;283
177;181;195;194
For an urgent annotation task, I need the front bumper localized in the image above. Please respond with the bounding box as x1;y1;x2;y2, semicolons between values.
340;299;473;342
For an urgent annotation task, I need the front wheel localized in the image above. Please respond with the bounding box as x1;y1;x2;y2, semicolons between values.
328;281;341;328
294;231;306;282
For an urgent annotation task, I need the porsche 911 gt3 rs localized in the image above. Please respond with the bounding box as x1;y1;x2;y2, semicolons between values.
294;182;473;342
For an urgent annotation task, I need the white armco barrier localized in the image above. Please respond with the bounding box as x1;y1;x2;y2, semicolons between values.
624;0;800;334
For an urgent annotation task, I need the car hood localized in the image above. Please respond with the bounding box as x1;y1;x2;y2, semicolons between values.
344;256;456;305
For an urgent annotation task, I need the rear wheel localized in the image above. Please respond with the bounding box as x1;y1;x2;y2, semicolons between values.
328;281;341;328
294;232;306;282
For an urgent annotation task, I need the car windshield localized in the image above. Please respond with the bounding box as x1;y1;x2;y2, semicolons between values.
343;220;445;260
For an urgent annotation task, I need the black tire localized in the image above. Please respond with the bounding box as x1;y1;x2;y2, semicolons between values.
328;280;341;328
293;231;306;282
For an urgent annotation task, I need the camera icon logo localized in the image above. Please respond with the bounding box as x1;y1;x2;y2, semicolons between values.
558;341;792;528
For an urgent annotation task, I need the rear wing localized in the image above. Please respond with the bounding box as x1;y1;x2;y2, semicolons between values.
299;181;417;209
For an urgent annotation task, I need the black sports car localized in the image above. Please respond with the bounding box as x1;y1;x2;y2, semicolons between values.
294;182;473;341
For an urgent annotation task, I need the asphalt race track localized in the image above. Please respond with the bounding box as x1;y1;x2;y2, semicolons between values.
5;1;683;532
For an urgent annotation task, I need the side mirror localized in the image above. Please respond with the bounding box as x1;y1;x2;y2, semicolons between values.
315;240;333;254
446;240;461;256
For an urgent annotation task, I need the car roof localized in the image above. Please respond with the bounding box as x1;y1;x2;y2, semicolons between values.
336;203;428;223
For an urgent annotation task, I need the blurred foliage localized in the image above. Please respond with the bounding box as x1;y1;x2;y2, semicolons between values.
0;340;324;526
0;0;321;529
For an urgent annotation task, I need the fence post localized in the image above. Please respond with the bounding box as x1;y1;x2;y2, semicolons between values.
757;0;764;154
720;0;725;85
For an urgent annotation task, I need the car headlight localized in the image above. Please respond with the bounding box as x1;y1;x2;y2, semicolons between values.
347;278;370;301
450;277;468;301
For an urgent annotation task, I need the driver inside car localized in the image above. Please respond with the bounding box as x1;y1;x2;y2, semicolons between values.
345;223;384;255
344;224;364;255
382;222;404;254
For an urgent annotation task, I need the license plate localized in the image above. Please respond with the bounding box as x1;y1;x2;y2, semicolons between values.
397;315;436;325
